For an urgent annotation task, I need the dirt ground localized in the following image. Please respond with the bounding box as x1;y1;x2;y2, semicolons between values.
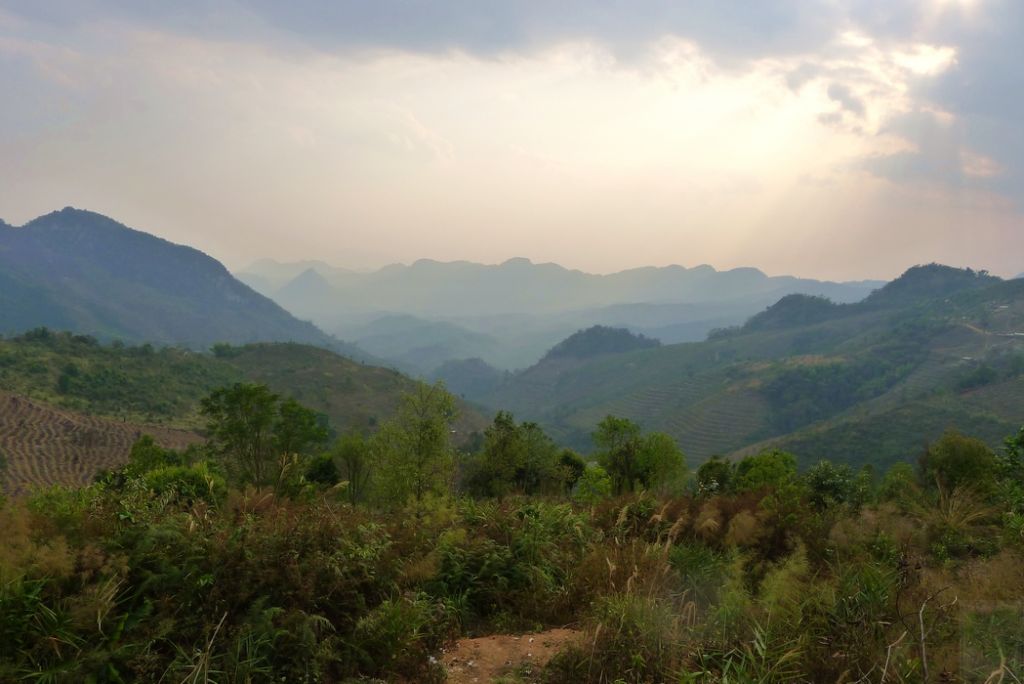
442;628;580;683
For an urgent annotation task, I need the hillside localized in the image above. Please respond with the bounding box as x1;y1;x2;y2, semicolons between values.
479;266;1024;469
0;392;200;496
0;208;361;355
0;332;488;493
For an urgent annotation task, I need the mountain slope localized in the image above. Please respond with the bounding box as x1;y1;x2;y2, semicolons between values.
479;267;1024;469
0;208;348;351
0;391;201;496
0;332;489;493
0;331;487;436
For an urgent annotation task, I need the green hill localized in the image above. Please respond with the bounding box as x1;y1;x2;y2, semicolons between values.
479;267;1024;470
0;330;487;439
0;208;366;360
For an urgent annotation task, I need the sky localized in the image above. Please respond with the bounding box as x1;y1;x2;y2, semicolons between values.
1;0;1022;280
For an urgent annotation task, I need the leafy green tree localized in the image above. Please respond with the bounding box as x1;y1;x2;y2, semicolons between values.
124;435;184;475
573;464;613;505
920;430;998;492
200;383;328;487
593;416;643;494
305;453;341;486
803;460;854;509
372;381;457;506
998;426;1024;482
332;432;373;504
879;461;920;503
463;412;566;498
273;397;329;457
695;455;734;495
637;432;687;494
734;450;797;492
593;416;686;494
559;449;587;494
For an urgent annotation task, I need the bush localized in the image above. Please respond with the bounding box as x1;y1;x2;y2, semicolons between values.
544;593;689;683
143;463;227;504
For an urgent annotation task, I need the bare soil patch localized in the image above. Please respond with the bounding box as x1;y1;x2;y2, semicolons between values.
443;628;579;683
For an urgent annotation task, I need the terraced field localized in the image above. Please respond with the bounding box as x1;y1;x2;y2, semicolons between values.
0;392;200;496
562;372;769;460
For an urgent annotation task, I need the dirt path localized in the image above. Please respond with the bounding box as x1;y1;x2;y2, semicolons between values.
442;628;580;683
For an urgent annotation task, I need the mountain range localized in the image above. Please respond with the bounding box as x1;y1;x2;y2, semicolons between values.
471;265;1024;470
238;257;884;373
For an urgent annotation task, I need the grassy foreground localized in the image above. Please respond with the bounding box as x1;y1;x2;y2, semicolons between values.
2;426;1023;682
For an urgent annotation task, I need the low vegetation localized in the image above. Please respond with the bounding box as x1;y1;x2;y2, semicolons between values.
2;376;1022;682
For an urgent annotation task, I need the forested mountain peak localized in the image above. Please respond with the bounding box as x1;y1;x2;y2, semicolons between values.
544;325;660;361
742;294;840;331
866;263;1001;306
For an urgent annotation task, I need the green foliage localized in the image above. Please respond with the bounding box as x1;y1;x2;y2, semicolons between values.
545;593;688;683
734;449;797;492
762;349;923;433
957;363;1000;391
879;461;921;503
304;452;340;486
4;415;1024;682
593;416;686;495
572;464;613;505
200;383;327;487
331;432;373;504
696;455;735;495
462;412;568;498
143;462;226;504
803;460;856;509
427;500;593;629
558;449;586;493
371;381;458;506
920;429;998;492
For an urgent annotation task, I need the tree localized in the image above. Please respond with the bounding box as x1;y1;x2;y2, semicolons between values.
803;460;854;509
920;430;997;492
332;432;373;504
696;456;734;495
462;412;566;498
559;449;587;494
273;398;329;457
998;426;1024;483
200;383;327;487
637;432;687;494
573;464;613;505
372;381;458;506
593;416;642;495
593;416;686;495
733;450;797;492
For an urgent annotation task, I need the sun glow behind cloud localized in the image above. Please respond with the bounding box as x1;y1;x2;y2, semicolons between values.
0;0;1021;279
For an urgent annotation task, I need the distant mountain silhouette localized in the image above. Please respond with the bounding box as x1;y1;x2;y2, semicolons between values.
242;257;881;319
0;208;360;354
241;256;884;373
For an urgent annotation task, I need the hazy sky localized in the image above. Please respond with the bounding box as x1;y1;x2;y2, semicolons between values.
1;0;1021;280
